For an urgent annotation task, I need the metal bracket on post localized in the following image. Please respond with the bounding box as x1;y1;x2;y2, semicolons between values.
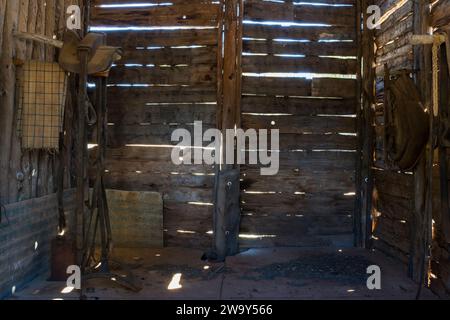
213;168;241;262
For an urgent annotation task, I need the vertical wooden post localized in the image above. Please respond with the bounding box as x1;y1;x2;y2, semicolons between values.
409;0;432;283
354;0;364;247
213;0;243;261
76;50;88;266
438;45;450;245
0;0;19;205
75;0;90;269
221;0;241;134
216;0;224;131
358;0;376;248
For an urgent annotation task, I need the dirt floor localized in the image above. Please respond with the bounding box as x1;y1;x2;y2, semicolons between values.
9;247;439;300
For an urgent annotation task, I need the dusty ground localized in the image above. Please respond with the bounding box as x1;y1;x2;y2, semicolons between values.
9;247;439;300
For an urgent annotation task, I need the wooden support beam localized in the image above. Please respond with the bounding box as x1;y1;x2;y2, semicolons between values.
75;48;89;267
357;0;376;248
0;0;19;204
221;0;241;133
213;0;243;261
354;0;363;247
409;0;433;284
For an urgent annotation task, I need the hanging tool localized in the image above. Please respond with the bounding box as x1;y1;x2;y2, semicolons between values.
58;30;141;293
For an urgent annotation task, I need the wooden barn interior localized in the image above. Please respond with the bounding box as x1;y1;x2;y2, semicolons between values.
0;0;449;300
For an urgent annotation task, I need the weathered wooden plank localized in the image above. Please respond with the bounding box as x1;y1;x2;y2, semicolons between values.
164;201;213;248
104;123;215;147
376;0;413;32
376;31;412;57
244;0;356;26
164;231;212;249
431;0;450;28
107;103;217;125
242;77;312;96
44;0;56;61
373;217;410;254
0;0;19;203
243;77;356;98
118;46;217;66
242;55;357;74
104;145;203;162
90;3;220;27
243;40;357;57
0;0;6;51
240;216;354;248
101;165;215;202
237;134;358;153
241;193;355;216
242;167;356;194
240;215;354;240
375;191;413;221
101;158;214;176
109;65;217;85
376;44;413;65
104;29;218;48
274;133;358;151
105;86;217;104
373;237;409;263
375;14;413;47
375;54;413;76
242;96;356;115
244;24;356;41
373;169;414;200
312;78;357;98
100;171;215;191
242;114;356;134
91;0;216;5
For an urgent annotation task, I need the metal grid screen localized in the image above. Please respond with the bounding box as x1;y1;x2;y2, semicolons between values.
17;61;67;150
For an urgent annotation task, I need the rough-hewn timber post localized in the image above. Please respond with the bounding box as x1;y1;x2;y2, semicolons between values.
213;0;243;261
358;0;376;248
409;0;432;283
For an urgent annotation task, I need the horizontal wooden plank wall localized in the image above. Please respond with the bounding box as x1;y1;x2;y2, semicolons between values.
371;0;415;262
430;0;450;297
89;0;221;248
239;0;358;248
0;190;76;299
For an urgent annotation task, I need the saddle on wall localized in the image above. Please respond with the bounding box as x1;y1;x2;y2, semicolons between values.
384;70;430;171
58;30;122;75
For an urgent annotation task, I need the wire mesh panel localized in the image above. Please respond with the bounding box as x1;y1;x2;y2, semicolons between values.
17;61;67;150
